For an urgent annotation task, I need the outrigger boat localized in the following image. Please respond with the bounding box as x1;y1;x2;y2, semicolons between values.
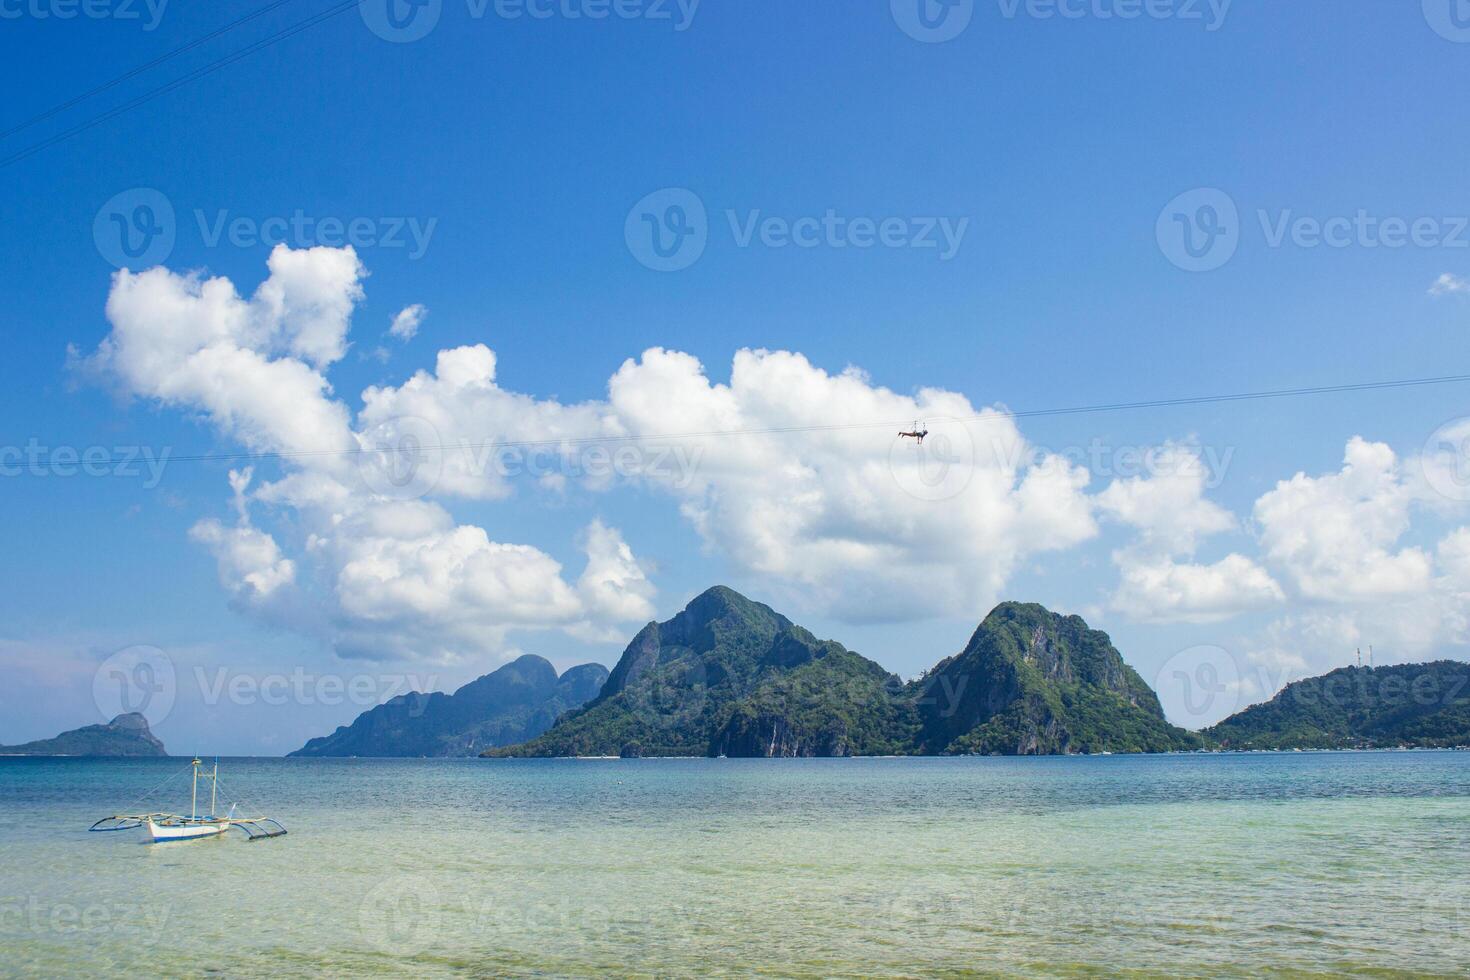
90;757;287;843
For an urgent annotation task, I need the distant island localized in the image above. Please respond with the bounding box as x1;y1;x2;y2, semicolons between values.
1204;661;1470;750
486;587;1470;758
0;713;167;756
14;589;1466;760
494;585;925;758
489;587;1201;758
289;655;608;757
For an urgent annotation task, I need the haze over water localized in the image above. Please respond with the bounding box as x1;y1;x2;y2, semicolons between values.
3;753;1468;977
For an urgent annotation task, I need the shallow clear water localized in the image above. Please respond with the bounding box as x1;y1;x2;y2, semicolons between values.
2;753;1468;977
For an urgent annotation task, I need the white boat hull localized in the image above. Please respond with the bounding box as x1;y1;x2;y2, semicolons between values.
93;760;285;843
146;818;229;843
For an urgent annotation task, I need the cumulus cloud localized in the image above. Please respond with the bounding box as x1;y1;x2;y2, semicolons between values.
190;519;296;602
388;303;426;341
89;247;1115;640
1254;438;1433;601
353;342;1102;622
331;519;595;659
1235;441;1470;682
89;247;656;663
358;344;616;501
1437;527;1470;586
1096;444;1235;554
575;519;658;629
1098;444;1282;623
603;347;1098;621
1110;553;1284;624
89;245;1470;678
91;245;359;459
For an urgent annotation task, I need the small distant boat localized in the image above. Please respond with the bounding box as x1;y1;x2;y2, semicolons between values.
90;757;286;843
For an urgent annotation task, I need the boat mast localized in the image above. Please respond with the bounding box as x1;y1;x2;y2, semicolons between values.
210;758;218;817
191;757;201;819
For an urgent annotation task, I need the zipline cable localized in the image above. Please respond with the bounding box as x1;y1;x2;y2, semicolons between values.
0;0;308;142
0;0;359;169
25;370;1469;468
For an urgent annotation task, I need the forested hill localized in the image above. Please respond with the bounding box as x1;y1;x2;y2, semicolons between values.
1205;662;1470;750
488;588;1199;758
489;586;916;758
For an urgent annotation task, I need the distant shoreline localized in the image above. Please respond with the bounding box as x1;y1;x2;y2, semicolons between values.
6;746;1468;760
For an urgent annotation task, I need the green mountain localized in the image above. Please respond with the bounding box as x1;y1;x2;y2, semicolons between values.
289;655;608;757
0;713;167;756
488;586;916;758
487;588;1190;758
912;602;1200;755
1204;661;1470;750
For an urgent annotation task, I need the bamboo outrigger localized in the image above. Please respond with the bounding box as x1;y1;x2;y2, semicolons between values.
89;757;286;843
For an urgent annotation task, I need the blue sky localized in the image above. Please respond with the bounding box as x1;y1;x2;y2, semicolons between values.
4;0;1470;754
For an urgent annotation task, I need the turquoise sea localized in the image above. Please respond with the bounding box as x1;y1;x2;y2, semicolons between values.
2;753;1468;977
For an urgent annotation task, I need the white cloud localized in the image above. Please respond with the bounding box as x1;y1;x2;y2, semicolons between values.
251;243;365;367
190;519;297;604
91;249;1113;634
1098;444;1282;623
576;519;656;625
1111;553;1284;624
358;344;615;501
357;343;1104;622
1254;437;1432;601
90;247;656;663
603;347;1099;621
90;246;1470;679
92;245;359;459
1237;444;1470;684
1437;527;1470;586
1096;444;1235;554
388;303;426;342
189;466;297;607
332;522;581;657
1430;273;1470;296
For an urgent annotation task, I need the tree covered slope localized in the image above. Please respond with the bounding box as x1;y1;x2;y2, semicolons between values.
1204;662;1470;750
488;587;916;758
910;603;1200;755
488;589;1191;758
